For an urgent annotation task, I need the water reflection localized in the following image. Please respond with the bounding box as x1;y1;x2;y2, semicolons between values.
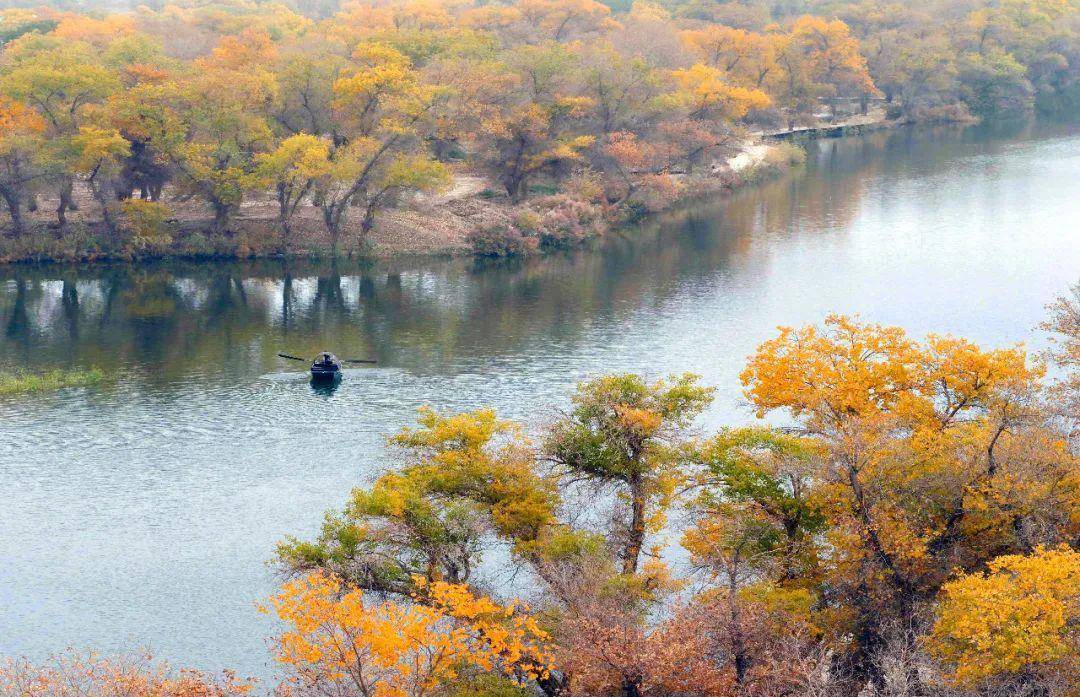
310;378;342;397
0;128;881;382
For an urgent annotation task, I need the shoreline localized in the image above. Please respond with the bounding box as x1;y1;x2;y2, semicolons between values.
0;117;905;268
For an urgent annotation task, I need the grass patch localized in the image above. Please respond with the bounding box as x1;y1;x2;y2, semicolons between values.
0;368;106;396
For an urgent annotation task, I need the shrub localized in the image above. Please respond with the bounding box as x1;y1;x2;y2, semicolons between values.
120;199;173;253
537;197;604;249
469;224;537;257
0;652;253;696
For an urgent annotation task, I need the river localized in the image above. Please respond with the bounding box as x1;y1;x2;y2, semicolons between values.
1;120;1077;679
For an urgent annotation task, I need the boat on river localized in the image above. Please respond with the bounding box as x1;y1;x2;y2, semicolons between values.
277;351;376;380
309;352;343;381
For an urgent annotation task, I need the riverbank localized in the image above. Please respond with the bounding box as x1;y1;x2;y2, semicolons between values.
0;137;808;266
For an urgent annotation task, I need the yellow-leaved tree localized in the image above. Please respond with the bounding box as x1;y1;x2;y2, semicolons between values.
930;546;1080;691
740;314;1079;689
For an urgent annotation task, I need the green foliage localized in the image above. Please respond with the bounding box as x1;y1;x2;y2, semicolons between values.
0;20;58;48
0;368;104;396
278;407;560;595
545;373;714;573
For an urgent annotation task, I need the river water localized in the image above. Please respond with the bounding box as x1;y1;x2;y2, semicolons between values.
1;121;1078;679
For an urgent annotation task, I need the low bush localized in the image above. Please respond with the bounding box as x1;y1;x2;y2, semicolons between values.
468;224;538;257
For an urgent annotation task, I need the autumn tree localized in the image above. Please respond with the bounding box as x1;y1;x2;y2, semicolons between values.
544;373;713;575
473;44;594;201
0;97;46;237
314;42;449;251
271;44;348;139
515;0;619;44
958;0;1075;115
574;41;661;138
277;407;558;596
164;29;277;233
423;56;518;161
774;17;877;125
267;572;552;697
681;24;779;90
255;133;331;250
0;35;122;224
65;126;131;238
682;427;827;691
740;314;1080;689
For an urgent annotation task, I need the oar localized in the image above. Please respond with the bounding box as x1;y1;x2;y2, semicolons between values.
277;353;308;362
344;358;378;364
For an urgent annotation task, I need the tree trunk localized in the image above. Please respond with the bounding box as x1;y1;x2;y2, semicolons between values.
277;185;293;253
729;570;749;690
89;179;119;240
323;202;344;257
358;205;376;250
506;172;526;203
622;477;646;574
1;186;25;238
211;200;232;236
57;177;76;226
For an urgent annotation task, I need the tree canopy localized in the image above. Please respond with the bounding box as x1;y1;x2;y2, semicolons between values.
2;0;1073;253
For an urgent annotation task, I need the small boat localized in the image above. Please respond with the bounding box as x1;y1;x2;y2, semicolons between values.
277;351;376;381
309;352;343;381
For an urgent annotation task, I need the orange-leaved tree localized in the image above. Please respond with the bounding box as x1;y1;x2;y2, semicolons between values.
266;572;552;697
0;97;46;237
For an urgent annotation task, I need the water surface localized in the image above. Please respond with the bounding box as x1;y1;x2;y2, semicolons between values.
1;121;1077;678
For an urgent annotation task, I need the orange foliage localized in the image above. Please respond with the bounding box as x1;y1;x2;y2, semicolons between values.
266;573;552;696
0;97;46;136
0;652;253;696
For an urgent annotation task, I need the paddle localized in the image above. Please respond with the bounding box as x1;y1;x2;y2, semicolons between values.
279;353;377;364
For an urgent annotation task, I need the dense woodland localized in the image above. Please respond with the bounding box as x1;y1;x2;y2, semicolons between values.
0;0;1077;258
2;292;1078;696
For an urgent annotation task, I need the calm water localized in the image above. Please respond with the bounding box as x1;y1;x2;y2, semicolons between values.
1;122;1078;679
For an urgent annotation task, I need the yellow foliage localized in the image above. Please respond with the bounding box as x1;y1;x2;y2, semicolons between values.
670;63;772;119
930;546;1080;687
740;314;1042;430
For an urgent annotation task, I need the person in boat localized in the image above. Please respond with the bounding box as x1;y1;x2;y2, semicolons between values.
313;354;341;376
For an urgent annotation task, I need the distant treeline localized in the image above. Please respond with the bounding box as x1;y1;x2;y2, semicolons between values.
0;0;1075;251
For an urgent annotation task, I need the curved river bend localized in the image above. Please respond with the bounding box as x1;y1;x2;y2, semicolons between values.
1;121;1078;678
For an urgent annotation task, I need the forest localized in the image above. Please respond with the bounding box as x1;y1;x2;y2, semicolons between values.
2;291;1078;696
0;0;1077;260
